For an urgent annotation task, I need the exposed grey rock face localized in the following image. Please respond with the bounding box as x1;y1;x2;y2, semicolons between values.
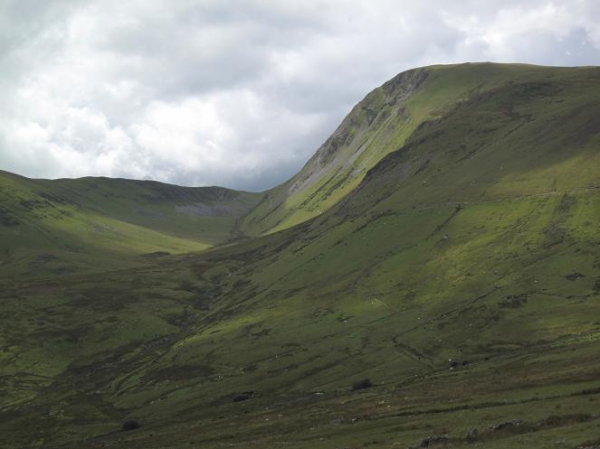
175;198;255;217
255;68;430;220
288;68;428;198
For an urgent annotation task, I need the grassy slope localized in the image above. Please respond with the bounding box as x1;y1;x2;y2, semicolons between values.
0;171;261;277
2;63;600;449
242;63;559;236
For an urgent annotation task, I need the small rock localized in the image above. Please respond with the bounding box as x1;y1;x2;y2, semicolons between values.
232;391;254;402
565;272;585;281
466;428;478;439
351;378;373;391
121;420;140;431
419;435;449;447
489;419;522;431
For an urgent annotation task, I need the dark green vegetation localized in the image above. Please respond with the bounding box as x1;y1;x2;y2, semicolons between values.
0;171;260;277
2;63;600;449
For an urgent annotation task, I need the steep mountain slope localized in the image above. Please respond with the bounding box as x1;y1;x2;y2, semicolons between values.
0;170;260;277
242;62;570;235
2;63;600;449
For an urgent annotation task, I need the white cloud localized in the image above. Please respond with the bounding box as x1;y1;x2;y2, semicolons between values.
0;0;599;190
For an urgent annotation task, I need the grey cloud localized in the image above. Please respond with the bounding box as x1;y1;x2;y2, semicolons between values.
0;0;599;191
504;28;600;66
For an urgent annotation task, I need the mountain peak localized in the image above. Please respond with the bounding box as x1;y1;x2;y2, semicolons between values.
241;62;600;235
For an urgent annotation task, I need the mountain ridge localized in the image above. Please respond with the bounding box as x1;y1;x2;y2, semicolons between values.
2;62;600;449
0;169;261;278
240;61;600;235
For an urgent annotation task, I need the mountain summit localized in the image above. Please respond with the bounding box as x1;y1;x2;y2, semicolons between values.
242;62;600;235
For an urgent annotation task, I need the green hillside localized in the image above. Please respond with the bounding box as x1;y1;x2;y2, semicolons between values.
0;171;261;277
241;62;580;235
2;63;600;449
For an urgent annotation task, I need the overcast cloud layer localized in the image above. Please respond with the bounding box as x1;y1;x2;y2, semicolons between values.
1;0;599;191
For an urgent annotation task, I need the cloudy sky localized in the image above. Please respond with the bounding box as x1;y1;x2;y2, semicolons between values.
1;0;599;191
